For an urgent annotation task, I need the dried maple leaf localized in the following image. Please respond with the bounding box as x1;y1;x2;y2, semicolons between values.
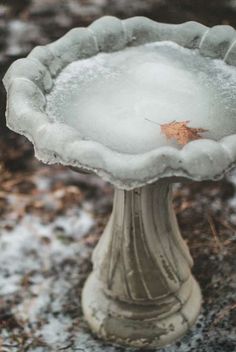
160;120;208;145
145;118;208;145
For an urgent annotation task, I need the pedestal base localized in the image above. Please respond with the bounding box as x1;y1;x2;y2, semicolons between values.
82;181;202;348
82;273;202;349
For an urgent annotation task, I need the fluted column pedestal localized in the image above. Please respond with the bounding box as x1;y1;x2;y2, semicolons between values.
82;179;201;348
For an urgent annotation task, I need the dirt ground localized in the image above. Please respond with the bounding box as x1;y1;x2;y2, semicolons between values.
0;1;236;351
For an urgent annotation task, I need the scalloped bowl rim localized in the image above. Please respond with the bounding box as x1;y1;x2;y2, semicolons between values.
3;16;236;189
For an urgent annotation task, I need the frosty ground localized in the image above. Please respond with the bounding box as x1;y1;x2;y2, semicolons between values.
0;162;236;352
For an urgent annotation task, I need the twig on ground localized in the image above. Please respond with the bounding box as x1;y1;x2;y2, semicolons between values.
207;213;223;251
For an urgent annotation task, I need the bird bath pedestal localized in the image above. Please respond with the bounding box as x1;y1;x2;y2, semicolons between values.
3;16;236;349
82;179;201;348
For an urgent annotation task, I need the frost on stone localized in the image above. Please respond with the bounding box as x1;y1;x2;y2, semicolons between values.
4;20;236;188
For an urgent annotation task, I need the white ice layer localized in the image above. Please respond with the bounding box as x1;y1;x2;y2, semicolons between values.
46;41;236;154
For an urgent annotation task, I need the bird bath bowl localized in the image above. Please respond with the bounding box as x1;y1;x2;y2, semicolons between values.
3;16;236;349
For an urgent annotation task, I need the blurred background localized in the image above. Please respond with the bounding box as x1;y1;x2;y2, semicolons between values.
0;1;236;351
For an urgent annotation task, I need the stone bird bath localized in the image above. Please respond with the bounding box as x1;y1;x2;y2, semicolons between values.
3;16;236;349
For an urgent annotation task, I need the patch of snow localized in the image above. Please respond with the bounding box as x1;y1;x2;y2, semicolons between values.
0;206;94;349
6;20;41;56
54;208;94;239
38;315;72;346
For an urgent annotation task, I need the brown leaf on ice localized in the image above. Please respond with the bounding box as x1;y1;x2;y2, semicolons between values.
160;120;208;145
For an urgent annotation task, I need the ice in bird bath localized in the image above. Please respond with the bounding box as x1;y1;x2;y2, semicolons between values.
4;16;236;350
46;41;236;153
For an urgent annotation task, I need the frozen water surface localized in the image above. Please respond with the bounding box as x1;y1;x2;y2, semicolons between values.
46;41;236;154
